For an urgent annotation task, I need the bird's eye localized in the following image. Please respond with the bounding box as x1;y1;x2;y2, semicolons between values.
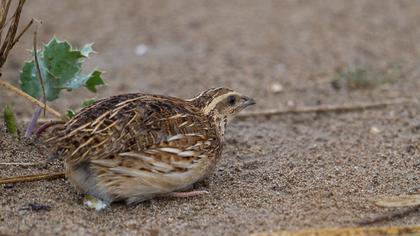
227;95;236;106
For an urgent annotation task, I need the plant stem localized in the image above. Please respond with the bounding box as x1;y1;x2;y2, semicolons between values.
24;105;42;137
0;80;61;118
32;20;47;115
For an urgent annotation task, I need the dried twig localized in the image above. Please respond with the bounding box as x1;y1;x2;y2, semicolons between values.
0;0;27;67
9;17;32;49
22;117;60;124
374;194;420;208
238;98;415;118
357;194;420;225
253;225;420;236
0;80;61;118
0;0;13;42
0;162;39;166
0;171;65;185
357;206;420;226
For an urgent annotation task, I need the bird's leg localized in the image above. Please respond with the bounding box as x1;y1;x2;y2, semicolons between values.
166;190;209;198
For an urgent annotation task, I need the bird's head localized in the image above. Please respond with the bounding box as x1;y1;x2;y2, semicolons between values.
189;87;255;131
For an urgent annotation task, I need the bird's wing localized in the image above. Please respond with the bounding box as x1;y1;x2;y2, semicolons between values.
51;94;220;174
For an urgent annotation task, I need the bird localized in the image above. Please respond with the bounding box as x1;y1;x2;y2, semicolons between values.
46;87;255;209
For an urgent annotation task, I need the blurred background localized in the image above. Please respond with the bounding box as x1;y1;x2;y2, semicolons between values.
2;0;420;116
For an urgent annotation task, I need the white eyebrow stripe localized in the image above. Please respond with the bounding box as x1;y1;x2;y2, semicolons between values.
203;92;239;115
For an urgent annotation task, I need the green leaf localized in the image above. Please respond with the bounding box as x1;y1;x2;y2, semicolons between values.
3;105;18;135
85;70;105;93
63;70;104;93
62;74;89;90
20;61;42;99
20;38;104;102
80;43;94;57
43;38;84;83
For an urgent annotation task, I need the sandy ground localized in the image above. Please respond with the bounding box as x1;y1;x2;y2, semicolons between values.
0;0;419;235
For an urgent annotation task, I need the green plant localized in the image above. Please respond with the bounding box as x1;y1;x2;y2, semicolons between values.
18;37;105;136
0;0;105;184
3;105;18;135
331;66;393;90
20;38;104;102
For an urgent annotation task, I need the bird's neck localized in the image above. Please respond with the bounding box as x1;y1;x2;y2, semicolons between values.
211;114;228;138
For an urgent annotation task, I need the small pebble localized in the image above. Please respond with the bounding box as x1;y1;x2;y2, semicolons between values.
370;126;381;134
3;184;14;189
287;100;295;107
135;44;148;56
19;203;51;212
270;83;283;93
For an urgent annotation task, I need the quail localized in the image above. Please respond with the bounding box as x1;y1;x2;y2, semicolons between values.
47;87;255;208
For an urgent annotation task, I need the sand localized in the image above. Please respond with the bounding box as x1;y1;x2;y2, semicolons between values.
0;1;419;235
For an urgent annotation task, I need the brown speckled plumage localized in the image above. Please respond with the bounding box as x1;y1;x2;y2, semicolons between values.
46;88;255;204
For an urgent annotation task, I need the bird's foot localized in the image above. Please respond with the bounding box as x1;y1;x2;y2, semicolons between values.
83;195;109;210
166;190;209;198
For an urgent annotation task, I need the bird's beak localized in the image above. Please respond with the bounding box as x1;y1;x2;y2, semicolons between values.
240;96;256;108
